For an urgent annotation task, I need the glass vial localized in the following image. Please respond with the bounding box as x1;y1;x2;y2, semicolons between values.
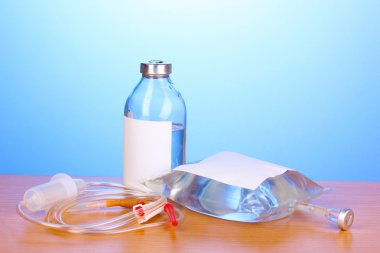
123;60;186;188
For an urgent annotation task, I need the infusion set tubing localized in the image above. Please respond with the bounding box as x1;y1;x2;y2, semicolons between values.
16;175;182;234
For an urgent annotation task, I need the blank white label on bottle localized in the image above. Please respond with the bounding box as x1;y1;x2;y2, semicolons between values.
123;117;172;190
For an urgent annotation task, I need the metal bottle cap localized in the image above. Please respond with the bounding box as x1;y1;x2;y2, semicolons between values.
140;60;172;77
337;208;354;230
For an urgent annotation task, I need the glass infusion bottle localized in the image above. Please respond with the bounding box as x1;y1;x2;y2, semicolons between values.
123;60;186;188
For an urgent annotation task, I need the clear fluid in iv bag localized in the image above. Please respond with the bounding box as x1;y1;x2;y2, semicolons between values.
171;124;185;169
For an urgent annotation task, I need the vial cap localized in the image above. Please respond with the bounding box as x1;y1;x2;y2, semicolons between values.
140;60;172;77
337;208;354;230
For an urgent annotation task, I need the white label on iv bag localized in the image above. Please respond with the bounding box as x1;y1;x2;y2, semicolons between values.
123;117;172;190
174;151;289;190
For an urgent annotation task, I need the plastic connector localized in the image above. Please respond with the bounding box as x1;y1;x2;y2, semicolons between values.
134;204;145;217
132;202;164;224
296;202;354;230
164;203;178;227
22;173;85;212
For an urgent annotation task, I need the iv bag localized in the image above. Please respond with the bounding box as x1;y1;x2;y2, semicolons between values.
146;152;325;222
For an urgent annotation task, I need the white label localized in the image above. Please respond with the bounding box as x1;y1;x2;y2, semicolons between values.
175;151;288;190
123;117;172;190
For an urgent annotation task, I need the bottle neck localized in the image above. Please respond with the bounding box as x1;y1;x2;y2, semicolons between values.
140;75;173;86
141;74;170;79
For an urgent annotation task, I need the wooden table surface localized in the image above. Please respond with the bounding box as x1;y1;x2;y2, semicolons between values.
0;174;379;253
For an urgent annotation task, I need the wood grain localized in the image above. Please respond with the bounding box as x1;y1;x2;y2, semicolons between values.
0;175;379;253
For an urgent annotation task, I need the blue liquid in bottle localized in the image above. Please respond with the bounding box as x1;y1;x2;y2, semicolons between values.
171;124;185;169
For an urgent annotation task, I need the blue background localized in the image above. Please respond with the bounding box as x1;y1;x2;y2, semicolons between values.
1;1;379;181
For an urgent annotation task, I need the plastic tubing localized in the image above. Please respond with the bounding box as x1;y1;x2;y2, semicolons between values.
17;181;183;234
